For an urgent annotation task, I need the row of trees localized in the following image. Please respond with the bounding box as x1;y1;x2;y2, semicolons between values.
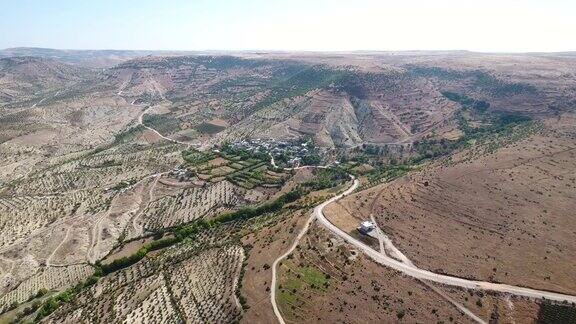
98;187;304;275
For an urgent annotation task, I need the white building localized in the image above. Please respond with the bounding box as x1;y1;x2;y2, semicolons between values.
359;221;375;234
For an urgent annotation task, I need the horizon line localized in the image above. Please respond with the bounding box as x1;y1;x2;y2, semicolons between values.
2;46;576;55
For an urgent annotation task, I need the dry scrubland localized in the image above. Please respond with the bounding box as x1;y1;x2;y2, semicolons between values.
1;49;576;322
275;222;470;323
328;114;576;295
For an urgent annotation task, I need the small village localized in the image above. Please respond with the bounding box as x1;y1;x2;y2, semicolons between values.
227;138;319;168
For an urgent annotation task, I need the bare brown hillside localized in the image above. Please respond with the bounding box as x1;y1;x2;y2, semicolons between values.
326;113;576;294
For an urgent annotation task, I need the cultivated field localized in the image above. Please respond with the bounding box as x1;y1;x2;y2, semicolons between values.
1;49;576;323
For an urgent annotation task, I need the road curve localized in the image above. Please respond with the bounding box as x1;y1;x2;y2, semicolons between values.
270;211;317;324
270;176;360;324
136;107;192;146
315;178;576;304
270;170;576;324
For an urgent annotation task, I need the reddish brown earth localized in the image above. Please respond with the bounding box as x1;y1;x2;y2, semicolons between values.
240;209;313;324
328;114;576;295
275;222;474;323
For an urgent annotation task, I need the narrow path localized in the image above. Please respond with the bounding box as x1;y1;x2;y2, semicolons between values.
130;174;161;236
30;97;47;109
270;207;318;324
370;214;413;266
46;227;71;267
87;171;166;264
270;176;358;324
371;214;483;322
87;210;108;264
136;105;196;147
370;214;386;255
422;280;487;324
232;251;246;311
84;99;196;264
271;168;576;324
117;73;132;95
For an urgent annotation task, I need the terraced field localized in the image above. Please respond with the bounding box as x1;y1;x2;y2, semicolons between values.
0;264;94;314
45;244;244;324
140;180;241;230
1;50;576;323
184;149;290;189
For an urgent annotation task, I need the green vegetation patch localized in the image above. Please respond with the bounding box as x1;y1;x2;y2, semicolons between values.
408;66;537;96
194;121;227;134
252;65;359;112
442;91;490;112
303;168;349;190
537;302;576;324
298;266;329;290
110;179;136;191
142;113;180;135
277;262;330;320
402;91;537;165
189;145;287;188
182;148;215;166
112;125;146;146
27;268;102;322
88;159;122;169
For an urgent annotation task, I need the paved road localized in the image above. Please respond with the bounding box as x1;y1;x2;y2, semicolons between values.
315;178;576;304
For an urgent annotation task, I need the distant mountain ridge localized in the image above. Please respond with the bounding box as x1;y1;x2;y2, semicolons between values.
0;47;197;68
4;47;576;68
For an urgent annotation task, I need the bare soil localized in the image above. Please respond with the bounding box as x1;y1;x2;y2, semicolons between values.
240;209;313;324
275;222;472;323
328;115;576;294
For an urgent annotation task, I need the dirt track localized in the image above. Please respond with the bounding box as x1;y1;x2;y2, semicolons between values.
271;166;576;324
315;178;576;304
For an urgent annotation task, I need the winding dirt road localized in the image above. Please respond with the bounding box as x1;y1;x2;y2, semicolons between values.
315;179;576;303
136;106;192;146
271;172;576;324
270;174;358;324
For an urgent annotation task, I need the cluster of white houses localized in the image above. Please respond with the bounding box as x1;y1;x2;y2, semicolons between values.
230;138;313;166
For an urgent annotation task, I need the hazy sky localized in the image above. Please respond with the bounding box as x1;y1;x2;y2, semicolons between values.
1;0;574;52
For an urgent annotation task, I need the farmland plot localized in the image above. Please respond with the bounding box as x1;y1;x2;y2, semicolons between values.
0;264;93;314
189;151;289;189
168;245;244;323
45;244;244;323
0;190;106;250
141;180;241;230
7;141;183;197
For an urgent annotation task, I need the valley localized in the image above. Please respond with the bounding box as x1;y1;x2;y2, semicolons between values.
0;48;575;323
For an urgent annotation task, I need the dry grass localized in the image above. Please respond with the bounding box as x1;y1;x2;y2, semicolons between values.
329;115;576;294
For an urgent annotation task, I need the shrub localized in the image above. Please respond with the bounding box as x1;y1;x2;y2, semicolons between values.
36;288;49;298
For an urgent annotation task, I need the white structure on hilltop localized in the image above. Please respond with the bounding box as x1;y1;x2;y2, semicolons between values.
359;221;375;234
